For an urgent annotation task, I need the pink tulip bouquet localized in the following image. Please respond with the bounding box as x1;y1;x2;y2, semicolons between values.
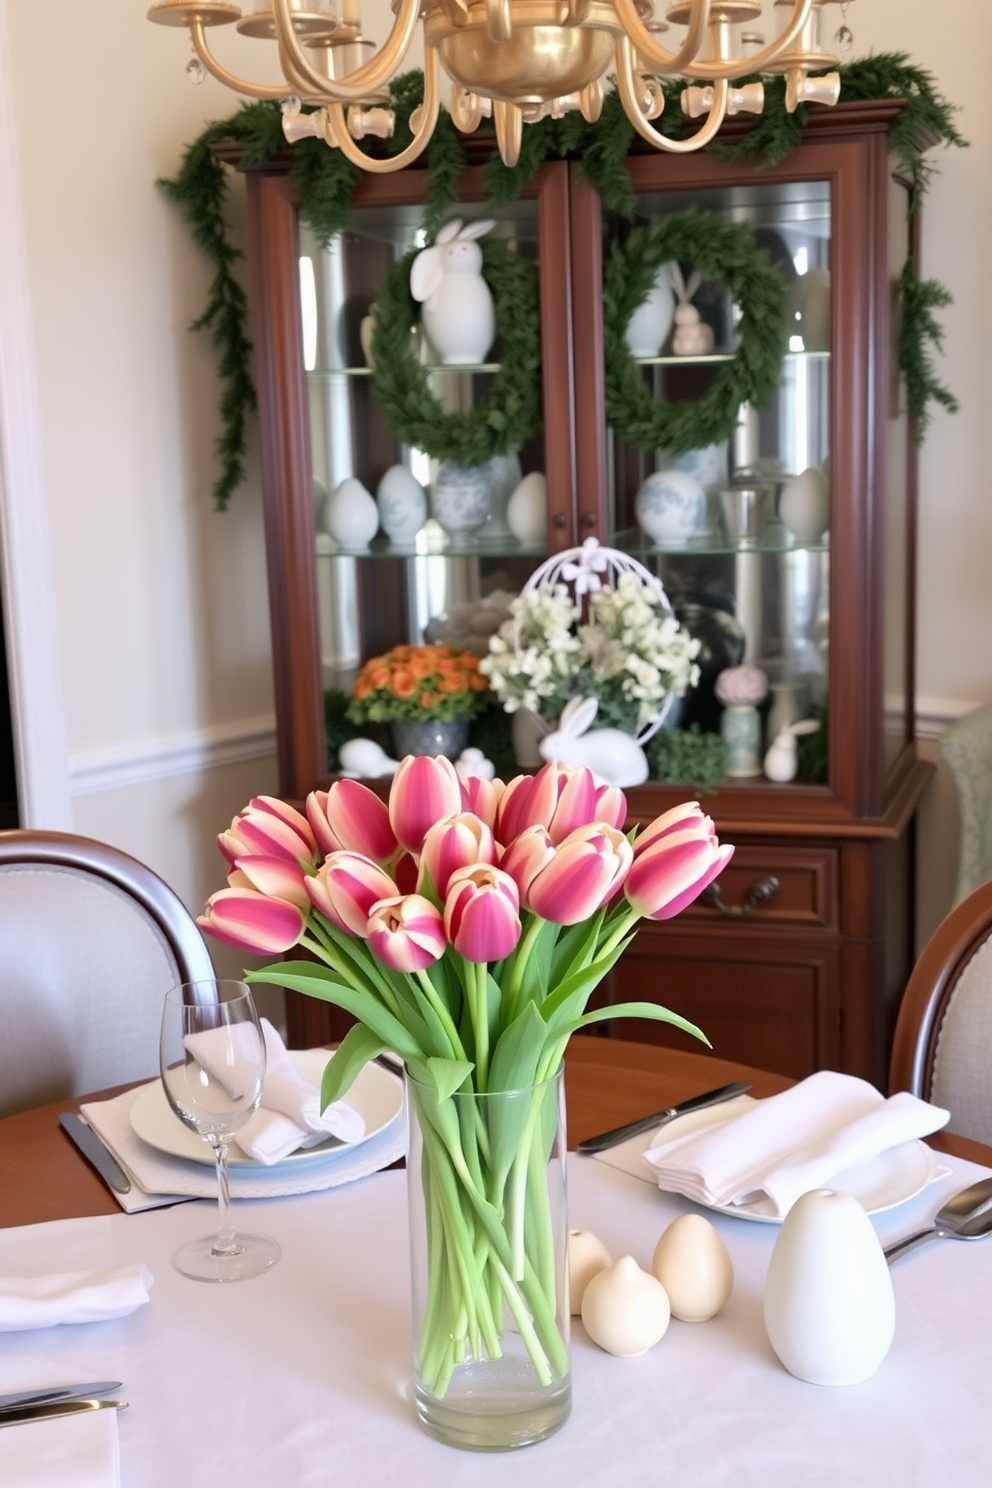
200;757;733;1406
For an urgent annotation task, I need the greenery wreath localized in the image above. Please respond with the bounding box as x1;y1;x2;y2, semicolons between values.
603;207;788;457
368;236;542;467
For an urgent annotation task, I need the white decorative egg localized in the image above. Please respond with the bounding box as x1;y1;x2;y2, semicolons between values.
634;470;707;547
763;1188;896;1386
323;477;379;550
651;1214;733;1322
507;471;548;546
376;465;427;543
779;466;829;544
580;1255;671;1357
568;1229;612;1315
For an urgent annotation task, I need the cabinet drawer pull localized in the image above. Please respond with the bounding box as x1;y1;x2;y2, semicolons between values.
701;875;780;917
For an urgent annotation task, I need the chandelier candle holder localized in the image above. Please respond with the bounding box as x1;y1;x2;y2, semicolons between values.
148;0;851;169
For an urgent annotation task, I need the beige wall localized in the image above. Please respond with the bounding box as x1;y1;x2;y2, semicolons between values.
0;1;988;969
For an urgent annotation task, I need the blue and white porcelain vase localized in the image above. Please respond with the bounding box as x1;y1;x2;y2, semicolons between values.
721;704;763;778
431;462;491;547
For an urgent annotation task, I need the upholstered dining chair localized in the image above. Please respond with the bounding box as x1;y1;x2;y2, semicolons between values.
889;878;992;1145
0;830;215;1118
940;700;992;904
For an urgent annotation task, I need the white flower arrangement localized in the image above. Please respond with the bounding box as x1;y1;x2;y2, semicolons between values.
481;557;700;738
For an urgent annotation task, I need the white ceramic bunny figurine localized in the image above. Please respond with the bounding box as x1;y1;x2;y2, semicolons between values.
410;218;496;366
763;718;821;784
539;697;650;788
670;264;714;356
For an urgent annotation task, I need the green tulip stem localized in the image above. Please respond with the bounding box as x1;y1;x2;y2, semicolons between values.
414;968;467;1063
503;913;545;1023
597;904;641;962
466;959;490;1092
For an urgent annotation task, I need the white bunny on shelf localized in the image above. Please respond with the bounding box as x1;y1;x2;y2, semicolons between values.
410;217;496;366
670;264;715;356
763;718;821;784
539;697;650;789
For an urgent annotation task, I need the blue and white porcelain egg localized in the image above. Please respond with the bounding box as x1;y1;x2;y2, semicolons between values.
376;465;427;543
635;469;707;546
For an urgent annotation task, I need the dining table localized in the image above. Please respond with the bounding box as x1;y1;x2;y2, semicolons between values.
1;1035;991;1486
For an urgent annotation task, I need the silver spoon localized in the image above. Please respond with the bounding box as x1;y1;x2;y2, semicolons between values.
884;1175;992;1263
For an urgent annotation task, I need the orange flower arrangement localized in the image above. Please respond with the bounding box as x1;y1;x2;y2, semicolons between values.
347;643;490;725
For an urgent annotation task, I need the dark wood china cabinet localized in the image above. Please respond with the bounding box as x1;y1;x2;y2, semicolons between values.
232;101;933;1089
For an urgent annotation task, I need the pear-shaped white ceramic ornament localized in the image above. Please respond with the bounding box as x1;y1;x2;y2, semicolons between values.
323;477;379;550
507;471;547;546
580;1255;671;1357
779;467;829;544
763;1188;896;1386
376;465;427;543
651;1214;733;1322
567;1229;612;1315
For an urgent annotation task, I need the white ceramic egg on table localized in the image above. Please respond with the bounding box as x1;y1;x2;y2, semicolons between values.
780;466;830;544
580;1255;671;1357
635;469;707;547
323;477;379;550
651;1214;734;1322
376;465;427;543
763;1187;896;1386
507;471;548;545
567;1229;612;1315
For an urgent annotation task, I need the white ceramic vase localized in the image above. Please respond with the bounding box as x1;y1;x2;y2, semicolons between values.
625;263;675;357
763;1188;896;1386
635;469;707;547
323;476;379;550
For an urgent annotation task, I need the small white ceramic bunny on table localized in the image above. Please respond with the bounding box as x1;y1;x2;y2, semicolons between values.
410;218;496;366
670;264;715;356
539;697;649;789
764;718;821;784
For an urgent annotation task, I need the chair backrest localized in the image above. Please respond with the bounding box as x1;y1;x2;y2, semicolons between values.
889;879;992;1144
940;701;992;905
0;830;215;1118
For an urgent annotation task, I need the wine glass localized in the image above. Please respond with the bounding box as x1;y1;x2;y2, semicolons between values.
160;980;281;1282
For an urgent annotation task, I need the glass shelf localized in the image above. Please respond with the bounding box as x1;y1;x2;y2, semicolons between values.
613;524;830;559
307;362;502;380
631;348;830;368
315;530;547;562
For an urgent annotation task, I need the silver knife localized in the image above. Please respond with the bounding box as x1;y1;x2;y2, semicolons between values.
0;1398;127;1430
58;1113;131;1194
0;1382;121;1413
576;1080;752;1154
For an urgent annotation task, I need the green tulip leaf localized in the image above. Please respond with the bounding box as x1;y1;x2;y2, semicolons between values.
250;963;424;1061
425;1057;475;1102
488;1001;546;1095
552;999;709;1046
320;1023;387;1108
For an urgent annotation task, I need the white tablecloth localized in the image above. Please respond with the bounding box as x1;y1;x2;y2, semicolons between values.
1;1151;990;1486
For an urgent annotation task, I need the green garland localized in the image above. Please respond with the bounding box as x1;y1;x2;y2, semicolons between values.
160;54;964;507
603;208;787;456
368;239;542;465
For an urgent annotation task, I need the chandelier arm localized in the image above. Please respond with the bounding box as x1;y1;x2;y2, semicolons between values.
270;0;421;102
323;51;442;173
616;40;730;152
187;18;293;100
611;0;815;80
609;0;714;75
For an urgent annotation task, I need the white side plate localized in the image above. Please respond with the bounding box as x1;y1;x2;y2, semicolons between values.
129;1051;402;1169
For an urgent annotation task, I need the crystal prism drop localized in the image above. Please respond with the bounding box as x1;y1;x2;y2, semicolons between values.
186;57;206;85
834;24;853;54
281;95;303;116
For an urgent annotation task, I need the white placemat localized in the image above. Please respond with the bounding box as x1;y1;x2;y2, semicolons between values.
80;1077;407;1213
0;1407;120;1488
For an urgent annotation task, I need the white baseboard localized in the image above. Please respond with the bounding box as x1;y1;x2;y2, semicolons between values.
914;697;988;743
69;715;277;798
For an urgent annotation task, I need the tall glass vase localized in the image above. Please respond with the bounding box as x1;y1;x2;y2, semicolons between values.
405;1067;571;1451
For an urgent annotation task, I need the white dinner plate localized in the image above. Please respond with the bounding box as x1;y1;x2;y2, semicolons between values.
646;1098;938;1222
129;1050;403;1169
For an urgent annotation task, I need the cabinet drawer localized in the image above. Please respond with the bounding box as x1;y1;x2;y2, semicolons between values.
678;844;838;932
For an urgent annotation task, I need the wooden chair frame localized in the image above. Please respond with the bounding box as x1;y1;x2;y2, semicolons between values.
889;879;992;1097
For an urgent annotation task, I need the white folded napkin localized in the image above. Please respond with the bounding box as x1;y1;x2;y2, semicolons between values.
642;1070;949;1218
233;1021;365;1166
0;1408;120;1488
0;1264;153;1332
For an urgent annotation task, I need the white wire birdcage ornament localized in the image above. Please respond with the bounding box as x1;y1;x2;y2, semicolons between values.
516;537;678;745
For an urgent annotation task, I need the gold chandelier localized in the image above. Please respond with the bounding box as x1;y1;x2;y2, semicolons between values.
148;0;848;171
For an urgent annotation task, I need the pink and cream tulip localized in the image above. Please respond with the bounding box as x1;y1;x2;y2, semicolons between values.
218;795;316;868
230;856;310;911
625;815;734;921
499;824;557;902
307;852;398;938
389;755;466;855
197;886;307;954
496;762;627;846
525;822;633;924
444;865;521;963
367;894;447;973
419;813;497;899
632;800;707;857
306;781;397;867
460;773;505;831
